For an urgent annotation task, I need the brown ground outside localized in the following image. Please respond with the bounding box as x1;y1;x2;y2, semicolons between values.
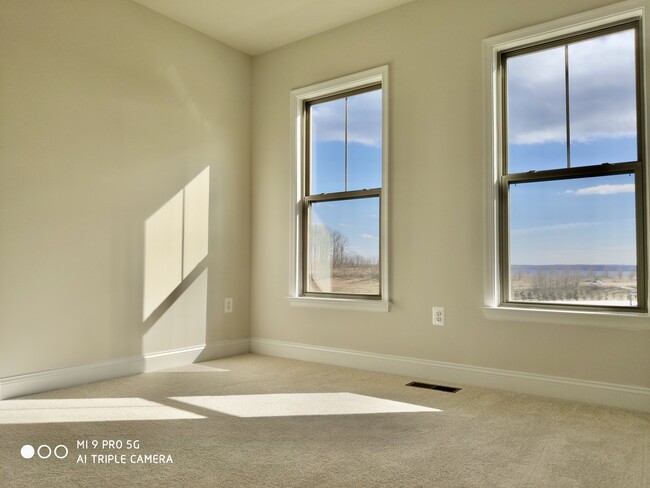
309;265;380;295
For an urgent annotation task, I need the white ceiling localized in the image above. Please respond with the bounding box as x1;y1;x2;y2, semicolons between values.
132;0;417;55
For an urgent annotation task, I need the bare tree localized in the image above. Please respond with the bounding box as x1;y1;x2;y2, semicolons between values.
330;229;349;268
310;225;350;268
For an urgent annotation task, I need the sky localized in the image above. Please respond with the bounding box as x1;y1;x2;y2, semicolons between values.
506;27;639;266
509;174;637;265
306;28;639;269
309;89;382;261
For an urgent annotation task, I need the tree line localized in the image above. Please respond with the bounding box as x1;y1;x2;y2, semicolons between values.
311;224;377;268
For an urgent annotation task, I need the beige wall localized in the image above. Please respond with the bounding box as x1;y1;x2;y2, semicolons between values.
2;0;648;393
0;0;251;377
251;0;650;388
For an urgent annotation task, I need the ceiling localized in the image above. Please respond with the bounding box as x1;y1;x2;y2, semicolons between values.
132;0;417;56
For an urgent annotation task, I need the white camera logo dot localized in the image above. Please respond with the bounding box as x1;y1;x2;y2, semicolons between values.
20;445;35;459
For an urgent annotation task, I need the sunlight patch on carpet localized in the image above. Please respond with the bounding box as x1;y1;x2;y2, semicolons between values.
0;398;206;424
170;392;441;418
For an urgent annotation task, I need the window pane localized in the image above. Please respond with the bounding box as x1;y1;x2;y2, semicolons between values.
509;174;637;307
507;47;567;173
311;98;345;194
307;197;380;295
348;89;382;191
569;29;637;167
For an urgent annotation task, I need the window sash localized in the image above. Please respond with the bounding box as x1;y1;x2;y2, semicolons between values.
502;21;641;175
302;191;382;299
499;166;646;311
305;84;382;198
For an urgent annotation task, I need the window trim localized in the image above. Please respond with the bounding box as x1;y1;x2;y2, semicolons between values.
482;0;649;320
288;66;390;311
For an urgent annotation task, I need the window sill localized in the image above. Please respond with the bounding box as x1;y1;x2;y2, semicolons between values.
482;306;650;331
287;296;390;312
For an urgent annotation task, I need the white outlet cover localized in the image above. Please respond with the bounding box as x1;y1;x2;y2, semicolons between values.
432;307;445;326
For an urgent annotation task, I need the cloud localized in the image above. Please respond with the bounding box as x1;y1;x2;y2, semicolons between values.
507;29;636;146
567;184;634;196
311;90;382;147
511;222;595;236
361;233;377;240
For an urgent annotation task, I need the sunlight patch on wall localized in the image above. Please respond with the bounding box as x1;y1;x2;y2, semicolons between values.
0;398;205;424
142;269;208;354
170;392;441;418
142;167;210;320
183;167;210;278
143;191;183;321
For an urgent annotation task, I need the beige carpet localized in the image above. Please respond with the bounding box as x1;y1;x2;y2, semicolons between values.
1;353;648;487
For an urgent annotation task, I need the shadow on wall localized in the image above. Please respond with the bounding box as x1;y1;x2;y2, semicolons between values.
141;167;210;356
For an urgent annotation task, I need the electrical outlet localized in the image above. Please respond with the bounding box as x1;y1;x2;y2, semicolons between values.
432;307;445;326
224;298;233;314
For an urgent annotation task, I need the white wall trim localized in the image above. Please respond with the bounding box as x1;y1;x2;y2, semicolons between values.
0;355;144;401
143;345;206;373
288;65;390;308
484;0;644;50
142;339;250;372
0;339;250;400
250;338;650;413
198;338;251;361
287;296;390;312
482;305;650;330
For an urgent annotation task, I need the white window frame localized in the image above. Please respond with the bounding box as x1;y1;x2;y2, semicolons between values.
288;66;390;312
482;0;650;329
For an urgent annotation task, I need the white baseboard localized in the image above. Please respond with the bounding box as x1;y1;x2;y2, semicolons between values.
142;339;250;372
199;338;251;361
250;338;650;413
0;355;145;401
5;337;646;412
0;339;250;400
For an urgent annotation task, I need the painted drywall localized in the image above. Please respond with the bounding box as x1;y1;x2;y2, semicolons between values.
250;0;650;388
0;0;251;377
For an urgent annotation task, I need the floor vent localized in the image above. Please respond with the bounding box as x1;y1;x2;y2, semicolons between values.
406;381;461;393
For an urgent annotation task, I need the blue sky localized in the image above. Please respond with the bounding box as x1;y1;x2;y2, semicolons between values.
506;28;638;266
309;89;382;261
509;174;636;265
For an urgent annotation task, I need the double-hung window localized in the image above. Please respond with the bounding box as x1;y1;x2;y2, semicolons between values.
289;67;389;310
485;4;646;313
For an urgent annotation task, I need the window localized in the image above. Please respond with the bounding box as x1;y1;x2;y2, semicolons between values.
289;67;389;310
484;3;646;313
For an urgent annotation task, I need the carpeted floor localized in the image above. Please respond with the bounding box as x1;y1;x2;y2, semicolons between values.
1;353;648;487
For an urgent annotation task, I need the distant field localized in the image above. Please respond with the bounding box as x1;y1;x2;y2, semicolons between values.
309;265;379;295
511;265;637;306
